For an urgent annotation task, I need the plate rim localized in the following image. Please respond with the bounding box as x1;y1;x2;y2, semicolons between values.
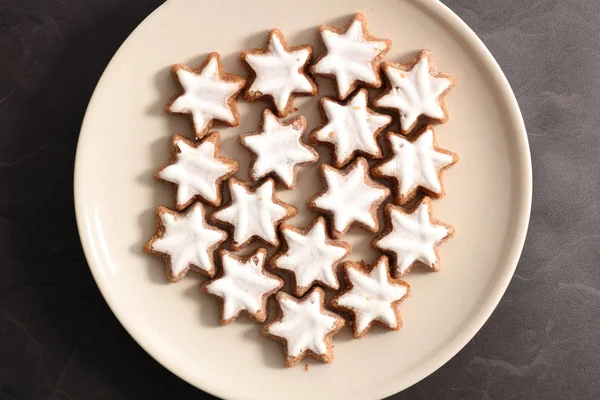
74;0;532;398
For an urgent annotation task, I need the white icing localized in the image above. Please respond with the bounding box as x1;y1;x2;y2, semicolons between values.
213;179;291;247
313;89;391;166
204;249;281;321
168;54;244;135
374;129;454;199
313;17;389;99
244;31;314;112
336;258;408;335
313;158;388;234
241;110;317;188
375;54;452;132
266;290;340;357
375;201;450;275
275;218;348;293
151;204;226;277
158;135;236;207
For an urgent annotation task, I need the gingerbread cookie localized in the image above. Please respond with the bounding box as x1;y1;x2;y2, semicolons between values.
331;256;410;338
239;109;318;189
311;13;391;100
374;49;456;134
270;217;351;296
308;157;390;238
373;197;454;277
372;126;458;205
166;52;246;139
211;178;297;250
201;248;284;325
262;287;345;367
241;29;317;117
155;132;238;210
310;88;392;168
144;203;227;282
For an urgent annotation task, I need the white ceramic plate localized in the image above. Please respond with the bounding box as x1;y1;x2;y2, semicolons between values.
74;0;532;399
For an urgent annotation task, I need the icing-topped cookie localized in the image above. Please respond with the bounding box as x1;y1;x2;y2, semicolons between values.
239;109;318;189
241;29;317;117
271;217;351;296
167;52;246;139
211;178;297;250
201;248;284;325
311;13;391;100
144;203;227;282
331;256;410;338
155;132;238;210
262;287;345;367
373;197;454;277
308;157;390;238
374;49;456;134
372;126;458;205
310;88;392;168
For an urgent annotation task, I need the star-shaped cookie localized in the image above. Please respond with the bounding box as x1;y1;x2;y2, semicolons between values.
144;203;227;282
201;248;284;325
155;132;238;210
167;52;246;139
211;178;296;250
372;126;458;205
239;109;318;189
241;29;317;117
311;13;391;100
271;217;351;296
262;288;345;367
308;157;390;238
331;256;410;338
310;88;392;168
374;49;456;134
373;197;454;277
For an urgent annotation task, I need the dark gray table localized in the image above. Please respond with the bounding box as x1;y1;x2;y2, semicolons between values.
1;1;598;399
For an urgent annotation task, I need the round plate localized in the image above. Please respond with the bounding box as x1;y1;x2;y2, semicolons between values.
74;0;531;399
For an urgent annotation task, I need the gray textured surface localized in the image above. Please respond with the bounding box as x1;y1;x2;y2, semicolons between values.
1;0;599;399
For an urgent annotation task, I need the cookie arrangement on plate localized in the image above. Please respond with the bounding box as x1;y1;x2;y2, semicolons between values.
144;13;457;367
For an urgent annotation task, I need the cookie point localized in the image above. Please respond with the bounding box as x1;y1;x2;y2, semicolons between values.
268;27;281;36
351;12;367;22
207;51;221;61
419;48;432;57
